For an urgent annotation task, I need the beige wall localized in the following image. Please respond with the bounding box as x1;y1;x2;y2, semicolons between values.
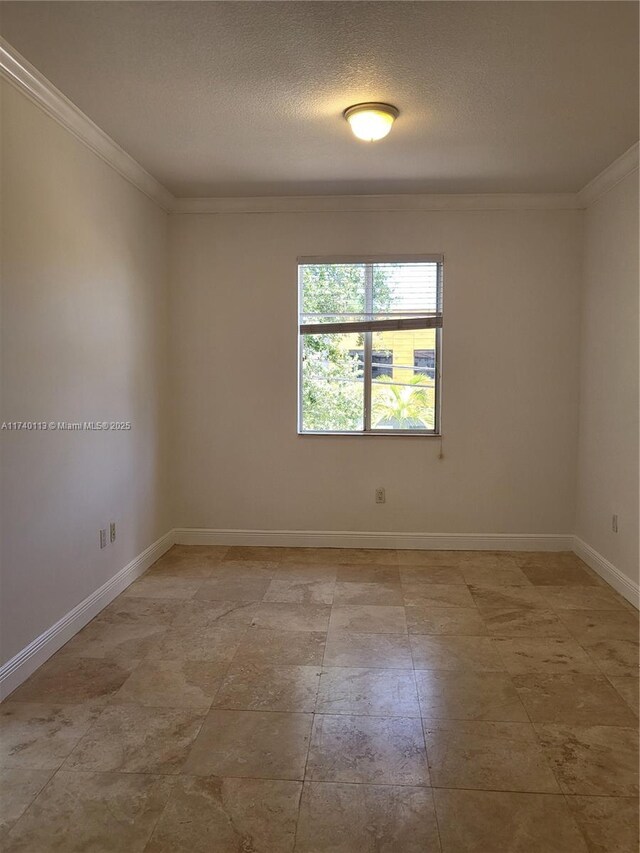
169;207;583;534
575;170;639;586
1;81;170;663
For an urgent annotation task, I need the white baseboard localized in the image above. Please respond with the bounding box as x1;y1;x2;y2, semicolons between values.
173;527;573;552
572;536;639;609
0;531;174;700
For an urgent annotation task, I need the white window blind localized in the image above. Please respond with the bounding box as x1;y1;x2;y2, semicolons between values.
299;258;443;335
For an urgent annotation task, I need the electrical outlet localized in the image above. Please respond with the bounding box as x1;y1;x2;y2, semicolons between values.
109;522;116;543
612;514;618;533
375;487;386;504
99;528;107;549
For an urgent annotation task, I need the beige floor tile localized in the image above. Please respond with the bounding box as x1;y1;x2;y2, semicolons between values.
316;667;420;716
294;781;440;853
520;563;600;586
6;657;138;705
64;703;204;774
321;548;398;565
535;723;639;796
335;564;401;583
210;560;279;579
145;776;301;853
307;714;429;785
580;638;639;677
539;585;629;611
513;673;638;725
275;563;338;581
183;710;312;779
115;659;227;710
476;598;572;638
406;605;489;636
402;582;475;608
607;676;639;715
147;624;247;663
195;575;271;601
469;583;548;611
329;605;407;634
264;577;335;604
494;637;598;674
565;796;639;853
454;552;523;568
2;771;173;853
212;663;321;712
224;546;284;562
415;670;528;721
333;581;403;606
515;552;586;571
94;596;183;626
410;635;505;671
123;575;203;599
459;565;532;585
170;544;229;561
433;789;588;853
233;628;326;666
0;769;53;841
252;602;331;632
323;632;413;668
274;549;340;581
5;547;633;852
557;609;639;641
172;599;260;630
145;551;219;579
278;548;338;565
280;548;395;565
396;550;463;567
0;702;103;769
486;609;572;638
398;565;466;584
423;720;560;792
57;619;167;660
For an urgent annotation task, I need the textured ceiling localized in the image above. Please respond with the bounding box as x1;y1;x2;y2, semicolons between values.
1;1;638;197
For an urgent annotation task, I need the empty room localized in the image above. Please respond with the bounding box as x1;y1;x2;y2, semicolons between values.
0;2;638;851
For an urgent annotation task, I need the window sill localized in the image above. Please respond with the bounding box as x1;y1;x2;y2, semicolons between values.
298;430;441;437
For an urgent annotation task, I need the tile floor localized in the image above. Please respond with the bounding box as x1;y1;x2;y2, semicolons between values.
1;546;638;852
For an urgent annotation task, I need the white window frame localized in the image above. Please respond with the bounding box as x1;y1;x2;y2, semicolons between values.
297;254;443;436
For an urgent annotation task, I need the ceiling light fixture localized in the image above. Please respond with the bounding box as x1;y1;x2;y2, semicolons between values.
343;102;399;141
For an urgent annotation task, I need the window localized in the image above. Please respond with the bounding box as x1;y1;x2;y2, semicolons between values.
298;257;443;434
372;350;393;379
349;349;393;378
414;349;436;380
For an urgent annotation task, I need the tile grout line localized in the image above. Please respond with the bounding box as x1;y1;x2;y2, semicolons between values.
291;663;325;852
140;774;180;853
7;763;637;798
415;654;445;852
1;765;62;843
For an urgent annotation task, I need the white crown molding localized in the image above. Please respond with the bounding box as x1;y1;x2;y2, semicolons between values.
577;142;639;208
173;527;573;552
0;530;174;700
173;193;581;215
573;536;639;609
2;35;636;218
0;38;175;213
